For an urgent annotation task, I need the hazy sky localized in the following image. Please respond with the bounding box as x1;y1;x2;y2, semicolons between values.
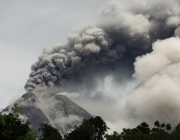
0;0;140;107
0;0;115;108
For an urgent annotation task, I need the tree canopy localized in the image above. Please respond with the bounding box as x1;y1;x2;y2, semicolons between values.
64;116;109;140
1;104;180;140
38;123;62;140
0;104;36;140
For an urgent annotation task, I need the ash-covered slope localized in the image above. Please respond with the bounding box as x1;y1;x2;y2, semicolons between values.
4;92;92;134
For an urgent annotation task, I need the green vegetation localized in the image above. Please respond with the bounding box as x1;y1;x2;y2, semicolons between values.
0;104;36;140
1;104;180;140
0;104;108;140
38;123;63;140
105;121;180;140
64;116;109;140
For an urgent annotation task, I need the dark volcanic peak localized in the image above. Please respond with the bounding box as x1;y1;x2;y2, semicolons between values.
4;92;92;134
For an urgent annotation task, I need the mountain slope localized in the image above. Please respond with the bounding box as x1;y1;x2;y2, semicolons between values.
4;92;92;134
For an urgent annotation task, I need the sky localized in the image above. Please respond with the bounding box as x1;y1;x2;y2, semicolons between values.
2;0;180;134
1;0;151;108
0;0;114;108
0;0;137;107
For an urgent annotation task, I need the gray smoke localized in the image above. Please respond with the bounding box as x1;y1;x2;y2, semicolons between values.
124;37;180;128
25;1;180;92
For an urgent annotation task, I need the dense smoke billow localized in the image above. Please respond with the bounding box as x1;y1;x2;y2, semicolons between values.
25;0;180;132
124;37;180;127
25;0;180;92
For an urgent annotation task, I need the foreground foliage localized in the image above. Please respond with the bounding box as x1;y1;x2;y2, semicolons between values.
0;104;36;140
38;123;63;140
64;116;109;140
105;121;180;140
0;104;108;140
2;104;180;140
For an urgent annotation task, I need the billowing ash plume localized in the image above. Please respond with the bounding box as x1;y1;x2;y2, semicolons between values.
124;37;180;127
25;1;180;93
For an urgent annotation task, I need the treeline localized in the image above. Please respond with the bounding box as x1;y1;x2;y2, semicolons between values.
1;104;180;140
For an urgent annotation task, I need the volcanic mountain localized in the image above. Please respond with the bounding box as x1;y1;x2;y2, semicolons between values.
4;92;92;134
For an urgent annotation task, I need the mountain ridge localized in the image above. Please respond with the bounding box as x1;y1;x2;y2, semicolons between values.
4;92;92;134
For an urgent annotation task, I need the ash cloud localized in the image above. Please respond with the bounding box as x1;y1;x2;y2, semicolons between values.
25;0;180;92
24;0;180;133
124;37;180;127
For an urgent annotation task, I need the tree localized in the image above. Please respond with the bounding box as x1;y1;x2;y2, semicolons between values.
136;122;150;134
104;131;121;140
3;104;180;140
169;123;180;139
166;124;172;131
154;120;160;128
105;121;174;140
0;104;36;140
64;116;109;140
38;123;62;140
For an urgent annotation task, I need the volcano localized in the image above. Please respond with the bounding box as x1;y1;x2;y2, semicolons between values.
4;92;92;134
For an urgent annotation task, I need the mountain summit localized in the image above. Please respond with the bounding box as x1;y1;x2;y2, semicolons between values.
4;92;92;134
